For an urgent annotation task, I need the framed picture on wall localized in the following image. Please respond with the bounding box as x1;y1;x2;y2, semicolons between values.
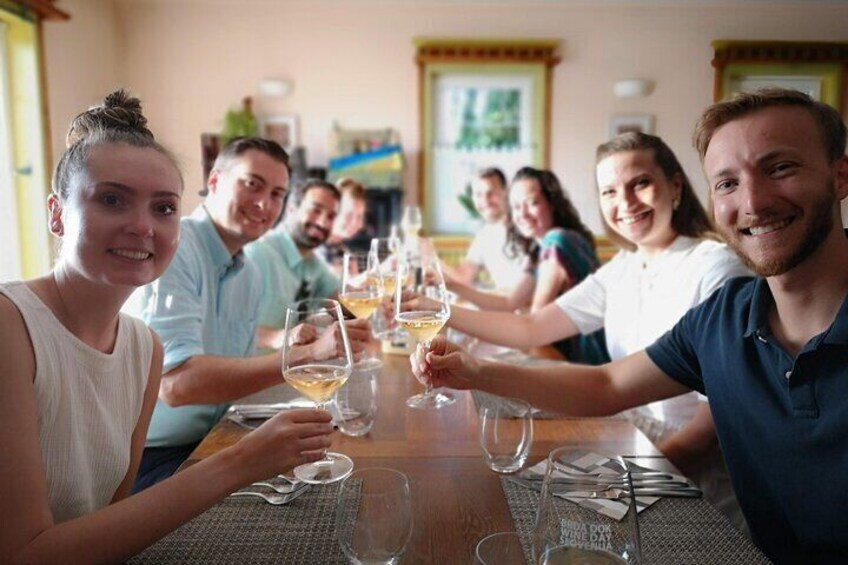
260;115;298;153
608;114;654;138
416;38;561;235
711;41;848;111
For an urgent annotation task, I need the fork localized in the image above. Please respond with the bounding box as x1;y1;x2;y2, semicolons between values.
230;485;311;505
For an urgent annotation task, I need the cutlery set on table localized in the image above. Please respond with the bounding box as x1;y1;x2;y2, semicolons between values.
230;476;312;506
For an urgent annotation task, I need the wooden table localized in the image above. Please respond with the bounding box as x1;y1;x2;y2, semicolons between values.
184;350;663;563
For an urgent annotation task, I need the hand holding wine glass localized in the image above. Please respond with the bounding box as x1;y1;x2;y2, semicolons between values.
339;251;384;321
395;248;455;409
282;298;354;484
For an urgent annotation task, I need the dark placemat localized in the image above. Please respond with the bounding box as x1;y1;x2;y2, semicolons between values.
501;476;770;565
129;481;348;564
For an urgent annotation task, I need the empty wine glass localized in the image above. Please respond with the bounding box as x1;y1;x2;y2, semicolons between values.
479;397;533;473
336;468;413;564
395;247;454;409
474;532;528;565
282;298;353;484
533;448;642;564
369;237;405;340
400;205;422;255
336;357;381;437
339;251;384;322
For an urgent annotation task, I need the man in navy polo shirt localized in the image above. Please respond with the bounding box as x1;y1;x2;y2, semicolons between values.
411;88;848;563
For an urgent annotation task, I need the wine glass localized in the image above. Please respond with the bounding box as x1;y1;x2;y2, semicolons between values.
339;251;384;322
336;468;413;564
370;236;405;340
533;448;642;564
282;298;354;484
400;205;422;255
395;247;455;409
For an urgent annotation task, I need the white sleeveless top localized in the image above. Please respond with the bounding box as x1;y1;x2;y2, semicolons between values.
1;282;152;523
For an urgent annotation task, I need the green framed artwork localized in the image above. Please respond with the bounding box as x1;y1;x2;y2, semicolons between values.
415;39;560;235
711;41;848;111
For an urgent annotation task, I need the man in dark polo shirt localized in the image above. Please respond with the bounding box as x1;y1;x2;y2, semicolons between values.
411;88;848;564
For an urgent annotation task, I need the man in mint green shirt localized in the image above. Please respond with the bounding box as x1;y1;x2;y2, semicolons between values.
127;140;366;492
245;179;342;352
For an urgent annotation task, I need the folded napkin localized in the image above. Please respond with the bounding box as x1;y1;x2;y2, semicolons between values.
520;451;694;521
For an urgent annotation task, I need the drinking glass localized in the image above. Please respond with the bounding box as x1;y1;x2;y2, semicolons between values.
479;398;533;473
282;298;354;484
533;448;642;564
336;468;413;565
395;248;454;409
400;205;422;239
473;532;528;565
369;236;405;340
339;251;384;322
336;357;381;437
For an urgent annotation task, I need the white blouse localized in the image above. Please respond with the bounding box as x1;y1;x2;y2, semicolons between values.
1;282;152;523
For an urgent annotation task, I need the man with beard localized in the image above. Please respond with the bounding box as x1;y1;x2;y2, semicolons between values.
244;178;343;352
409;88;848;563
126;140;365;491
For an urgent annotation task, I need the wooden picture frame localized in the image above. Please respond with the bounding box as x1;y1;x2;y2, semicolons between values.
711;41;848;111
415;38;561;235
260;115;298;153
608;114;654;138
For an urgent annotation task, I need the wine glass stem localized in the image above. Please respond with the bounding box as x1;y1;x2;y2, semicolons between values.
422;339;433;396
317;400;332;461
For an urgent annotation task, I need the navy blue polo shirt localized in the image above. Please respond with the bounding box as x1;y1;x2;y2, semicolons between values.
647;276;848;564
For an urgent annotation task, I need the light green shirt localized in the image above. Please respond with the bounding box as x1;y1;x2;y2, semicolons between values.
243;229;340;334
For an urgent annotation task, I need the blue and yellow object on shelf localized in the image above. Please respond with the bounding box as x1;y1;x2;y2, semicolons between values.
327;145;404;188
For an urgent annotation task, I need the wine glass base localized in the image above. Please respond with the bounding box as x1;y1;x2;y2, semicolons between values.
406;390;455;410
293;452;354;484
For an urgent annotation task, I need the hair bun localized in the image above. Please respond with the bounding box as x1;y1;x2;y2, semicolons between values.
66;88;153;147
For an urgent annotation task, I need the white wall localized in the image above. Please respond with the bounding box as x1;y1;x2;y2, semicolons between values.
44;0;848;230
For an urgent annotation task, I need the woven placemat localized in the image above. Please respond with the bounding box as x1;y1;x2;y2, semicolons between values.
129;481;347;564
501;477;770;565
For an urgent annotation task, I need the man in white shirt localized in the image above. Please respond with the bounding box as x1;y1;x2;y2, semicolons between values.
449;167;526;289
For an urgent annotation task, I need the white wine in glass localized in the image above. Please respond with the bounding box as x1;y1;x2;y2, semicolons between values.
282;298;354;484
395;310;449;343
395;249;455;410
369;237;406;340
339;251;383;320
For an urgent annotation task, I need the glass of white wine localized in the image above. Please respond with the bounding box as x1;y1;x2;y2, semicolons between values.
369;236;406;340
339;251;384;321
282;298;354;484
399;205;422;255
395;249;455;410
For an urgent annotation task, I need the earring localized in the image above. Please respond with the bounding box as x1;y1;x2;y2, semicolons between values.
672;198;680;211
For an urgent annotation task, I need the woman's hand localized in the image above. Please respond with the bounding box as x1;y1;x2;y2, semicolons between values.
399;289;442;312
235;408;334;480
409;335;481;390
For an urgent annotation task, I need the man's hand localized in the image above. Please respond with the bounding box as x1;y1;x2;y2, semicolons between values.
409;335;481;390
289;323;318;346
308;318;373;360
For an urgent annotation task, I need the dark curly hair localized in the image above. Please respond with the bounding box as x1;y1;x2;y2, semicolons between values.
505;167;595;263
